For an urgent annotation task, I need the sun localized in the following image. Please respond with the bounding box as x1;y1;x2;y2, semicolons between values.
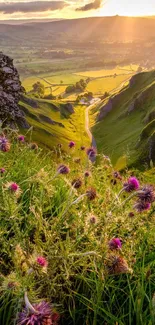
98;0;155;17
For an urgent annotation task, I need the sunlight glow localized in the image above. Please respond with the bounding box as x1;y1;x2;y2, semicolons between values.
99;0;155;17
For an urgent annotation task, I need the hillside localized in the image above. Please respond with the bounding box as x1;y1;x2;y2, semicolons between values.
90;70;155;169
20;96;90;150
2;16;155;45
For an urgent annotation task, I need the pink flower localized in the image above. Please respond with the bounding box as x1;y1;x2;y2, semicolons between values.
18;135;25;143
84;171;91;177
9;183;19;192
86;147;96;159
0;137;10;152
109;238;122;250
69;141;75;148
0;168;6;174
124;177;140;192
36;256;48;267
134;201;151;212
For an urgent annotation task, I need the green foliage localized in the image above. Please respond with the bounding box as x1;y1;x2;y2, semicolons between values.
32;81;45;97
90;71;155;168
0;134;155;324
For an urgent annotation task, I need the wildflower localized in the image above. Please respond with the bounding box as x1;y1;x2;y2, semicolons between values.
57;164;70;175
69;141;75;148
0;136;10;152
9;182;19;192
5;182;22;198
128;212;135;217
105;255;130;275
113;171;122;180
30;143;38;150
18;135;25;143
137;185;155;203
109;238;122;250
86;147;96;159
86;187;97;200
134;201;151;212
81;146;85;150
18;293;59;325
36;256;48;268
84;171;91;177
123;177;140;192
72;178;82;189
7;281;18;289
87;214;98;225
0;167;6;174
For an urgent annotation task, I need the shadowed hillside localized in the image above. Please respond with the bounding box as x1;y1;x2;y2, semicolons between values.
90;70;155;169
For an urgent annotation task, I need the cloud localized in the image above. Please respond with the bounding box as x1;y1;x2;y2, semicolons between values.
0;1;68;14
76;0;102;11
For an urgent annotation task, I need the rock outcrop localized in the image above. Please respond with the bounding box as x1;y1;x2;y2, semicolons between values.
64;103;74;114
0;52;29;128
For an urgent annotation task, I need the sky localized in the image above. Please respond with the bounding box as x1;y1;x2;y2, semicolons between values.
0;0;155;20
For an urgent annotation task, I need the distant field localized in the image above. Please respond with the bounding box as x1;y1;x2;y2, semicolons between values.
86;74;133;95
22;65;138;99
74;65;139;78
22;73;86;92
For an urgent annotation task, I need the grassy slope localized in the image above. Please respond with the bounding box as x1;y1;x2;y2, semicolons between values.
90;71;155;168
20;98;90;150
0;137;155;325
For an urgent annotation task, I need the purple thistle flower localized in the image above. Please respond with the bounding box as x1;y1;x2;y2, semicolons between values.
86;188;97;201
134;201;151;213
128;212;135;217
0;136;10;152
18;135;25;143
18;300;59;325
57;164;70;175
109;238;122;250
36;256;48;267
137;185;155;203
69;141;75;148
30;143;38;150
123;177;140;192
105;255;130;275
84;171;91;178
9;182;19;192
89;215;98;224
0;167;6;174
72;178;82;189
86;147;96;159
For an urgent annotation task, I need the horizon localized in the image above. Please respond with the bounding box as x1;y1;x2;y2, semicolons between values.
0;0;155;21
1;14;155;23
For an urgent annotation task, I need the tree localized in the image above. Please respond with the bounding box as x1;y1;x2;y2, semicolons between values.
32;81;45;97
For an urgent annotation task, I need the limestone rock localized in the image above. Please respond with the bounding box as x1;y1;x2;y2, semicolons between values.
0;52;29;128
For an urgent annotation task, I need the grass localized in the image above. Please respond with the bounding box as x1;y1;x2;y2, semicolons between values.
0;133;155;325
20;98;90;150
90;70;155;168
86;75;132;95
74;65;139;78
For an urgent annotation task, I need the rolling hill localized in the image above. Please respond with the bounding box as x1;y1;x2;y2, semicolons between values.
2;16;155;46
20;96;90;150
90;70;155;169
